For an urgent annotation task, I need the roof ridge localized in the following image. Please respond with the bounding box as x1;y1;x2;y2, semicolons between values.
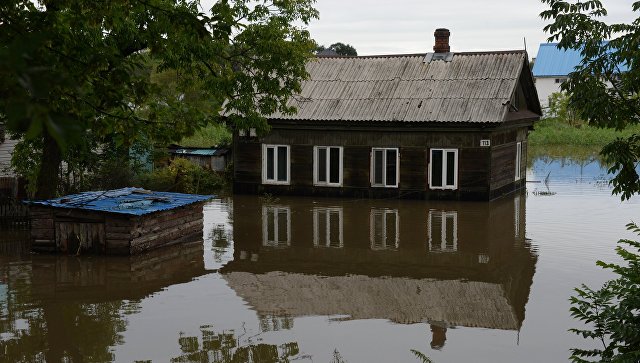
314;50;526;60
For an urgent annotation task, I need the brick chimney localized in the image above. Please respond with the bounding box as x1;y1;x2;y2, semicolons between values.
434;28;450;53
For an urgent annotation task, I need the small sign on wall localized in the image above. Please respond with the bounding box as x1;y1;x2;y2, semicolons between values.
480;139;491;147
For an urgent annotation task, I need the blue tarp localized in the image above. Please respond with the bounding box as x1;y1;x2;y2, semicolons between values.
29;188;213;216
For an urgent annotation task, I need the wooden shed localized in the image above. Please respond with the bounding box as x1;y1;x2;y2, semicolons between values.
29;188;212;255
168;145;230;171
233;29;542;201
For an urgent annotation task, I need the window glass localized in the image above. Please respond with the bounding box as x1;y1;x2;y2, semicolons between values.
374;150;384;185
329;148;340;184
277;146;287;181
318;148;327;182
446;151;456;186
431;150;443;187
386;149;397;186
266;147;274;180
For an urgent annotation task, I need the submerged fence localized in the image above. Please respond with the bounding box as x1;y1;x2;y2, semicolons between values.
0;199;29;229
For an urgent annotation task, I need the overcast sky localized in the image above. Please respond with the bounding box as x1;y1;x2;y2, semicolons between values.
307;0;638;58
200;0;638;59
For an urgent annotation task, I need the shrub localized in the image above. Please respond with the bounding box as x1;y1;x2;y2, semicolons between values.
569;222;640;362
135;158;224;194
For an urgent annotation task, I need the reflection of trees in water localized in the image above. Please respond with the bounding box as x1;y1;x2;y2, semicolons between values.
259;315;294;332
209;223;233;262
170;325;300;363
0;299;134;362
0;262;140;362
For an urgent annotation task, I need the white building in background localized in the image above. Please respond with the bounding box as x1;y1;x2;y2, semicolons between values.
531;43;583;111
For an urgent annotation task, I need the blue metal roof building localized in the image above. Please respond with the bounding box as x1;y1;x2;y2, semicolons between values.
532;42;628;78
532;43;584;77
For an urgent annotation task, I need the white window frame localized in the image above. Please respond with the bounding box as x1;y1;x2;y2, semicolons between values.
370;148;400;188
313;207;344;248
427;210;458;253
515;142;522;181
262;144;291;185
369;209;400;250
262;206;291;248
429;148;458;190
313;146;343;187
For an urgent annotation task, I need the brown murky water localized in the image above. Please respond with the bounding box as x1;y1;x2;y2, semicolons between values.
0;157;638;362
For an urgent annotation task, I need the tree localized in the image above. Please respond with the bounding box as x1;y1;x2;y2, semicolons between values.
316;42;358;56
540;0;640;200
568;223;640;362
0;0;317;199
540;3;640;362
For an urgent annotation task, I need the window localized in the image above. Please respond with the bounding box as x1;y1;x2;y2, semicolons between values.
314;146;343;186
262;145;290;184
371;148;399;187
555;78;561;83
515;142;522;181
370;209;399;250
428;210;458;252
262;206;291;247
313;207;343;248
429;149;458;189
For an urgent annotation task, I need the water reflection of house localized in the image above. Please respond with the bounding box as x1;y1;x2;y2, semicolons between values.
222;194;536;339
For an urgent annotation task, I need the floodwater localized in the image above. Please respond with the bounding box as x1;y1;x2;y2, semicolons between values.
0;156;638;363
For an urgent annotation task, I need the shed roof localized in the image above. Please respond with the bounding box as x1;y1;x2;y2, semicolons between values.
30;187;212;216
267;50;534;123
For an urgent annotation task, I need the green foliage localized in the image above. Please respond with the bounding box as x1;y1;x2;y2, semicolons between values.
540;0;640;200
410;349;434;363
548;92;584;127
568;222;640;363
179;123;232;148
316;42;358;56
0;0;318;198
135;158;224;194
529;118;640;147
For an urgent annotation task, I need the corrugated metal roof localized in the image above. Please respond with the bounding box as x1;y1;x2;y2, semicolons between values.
267;51;527;123
532;43;583;77
171;148;217;156
532;42;628;77
29;187;212;216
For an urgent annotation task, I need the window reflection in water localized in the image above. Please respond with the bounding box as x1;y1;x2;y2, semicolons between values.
369;209;399;250
313;207;343;248
428;210;458;252
514;194;521;238
262;206;291;248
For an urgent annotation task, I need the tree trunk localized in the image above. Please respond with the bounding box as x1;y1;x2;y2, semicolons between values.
35;128;62;200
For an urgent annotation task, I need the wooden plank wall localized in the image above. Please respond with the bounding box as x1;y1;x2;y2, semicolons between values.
129;203;204;254
31;204;205;255
234;127;496;199
30;206;56;252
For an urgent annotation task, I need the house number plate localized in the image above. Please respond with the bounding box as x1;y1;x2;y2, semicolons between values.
480;139;491;147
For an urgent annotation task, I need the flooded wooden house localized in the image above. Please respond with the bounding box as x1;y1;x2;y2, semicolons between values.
233;29;541;200
29;188;212;255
